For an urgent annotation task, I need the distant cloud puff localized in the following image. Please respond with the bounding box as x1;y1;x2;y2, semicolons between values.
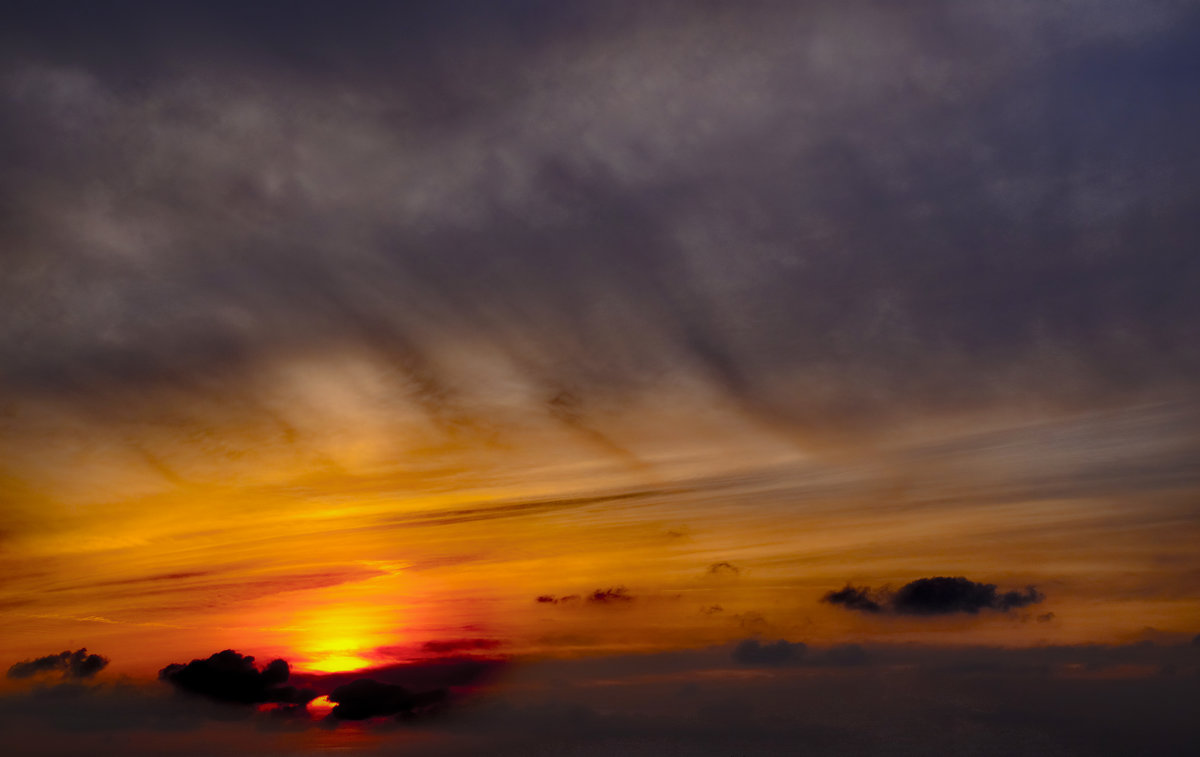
823;577;1044;616
588;587;632;603
707;562;741;576
7;648;109;680
158;650;315;705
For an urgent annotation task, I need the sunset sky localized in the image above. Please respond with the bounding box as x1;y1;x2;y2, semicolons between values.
2;2;1199;755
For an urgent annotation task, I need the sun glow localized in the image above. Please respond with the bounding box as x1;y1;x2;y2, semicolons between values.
288;602;398;674
303;651;375;674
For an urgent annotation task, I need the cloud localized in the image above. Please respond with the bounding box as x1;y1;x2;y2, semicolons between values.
7;649;109;680
326;678;446;721
158;650;315;705
822;585;883;613
707;562;740;576
892;577;1044;615
823;577;1045;616
421;639;502;654
732;639;806;667
588;587;633;603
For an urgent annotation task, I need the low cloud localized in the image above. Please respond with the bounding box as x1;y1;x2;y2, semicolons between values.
823;577;1045;616
326;678;445;721
732;639;806;667
158;650;315;705
421;639;502;654
7;648;109;680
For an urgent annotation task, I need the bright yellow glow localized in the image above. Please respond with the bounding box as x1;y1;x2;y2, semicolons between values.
303;652;375;674
287;602;398;674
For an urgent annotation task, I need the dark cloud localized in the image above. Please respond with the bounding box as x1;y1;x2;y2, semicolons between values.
822;585;883;613
421;638;501;654
892;578;1043;616
824;577;1045;616
326;678;445;721
158;650;315;705
588;587;632;603
7;648;109;680
293;655;504;695
732;639;806;667
0;0;1197;487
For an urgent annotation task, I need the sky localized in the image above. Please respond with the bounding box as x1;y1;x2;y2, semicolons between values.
1;1;1199;754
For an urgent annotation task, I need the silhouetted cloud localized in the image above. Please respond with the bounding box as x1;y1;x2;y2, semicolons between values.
892;577;1043;615
421;639;501;654
823;577;1044;616
822;585;883;613
158;650;315;705
732;639;806;666
7;648;109;680
326;678;445;721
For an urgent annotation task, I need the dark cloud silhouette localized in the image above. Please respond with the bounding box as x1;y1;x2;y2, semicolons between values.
7;648;109;680
892;577;1043;615
326;678;446;721
824;577;1044;616
732;639;806;667
822;585;883;613
421;639;501;654
1037;612;1057;623
158;650;315;705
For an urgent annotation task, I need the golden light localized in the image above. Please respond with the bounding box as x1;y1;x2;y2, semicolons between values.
287;602;397;674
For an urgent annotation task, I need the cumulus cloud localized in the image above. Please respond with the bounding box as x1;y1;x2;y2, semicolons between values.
158;650;315;705
7;649;109;680
823;577;1044;616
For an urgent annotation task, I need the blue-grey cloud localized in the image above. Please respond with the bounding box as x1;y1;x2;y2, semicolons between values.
7;649;109;680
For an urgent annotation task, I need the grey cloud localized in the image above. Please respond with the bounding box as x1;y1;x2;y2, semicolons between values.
7;649;109;680
1;1;1198;474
